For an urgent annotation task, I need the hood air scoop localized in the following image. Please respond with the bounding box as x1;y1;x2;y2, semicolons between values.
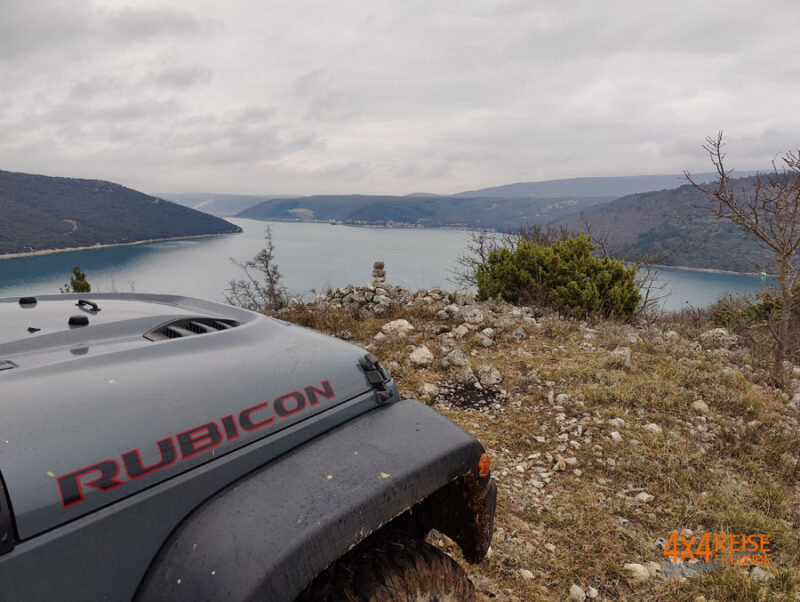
145;317;239;341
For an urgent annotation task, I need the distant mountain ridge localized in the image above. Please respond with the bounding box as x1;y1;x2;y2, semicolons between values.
233;173;750;233
236;194;611;231
200;172;758;236
0;170;241;256
454;172;756;199
6;168;769;273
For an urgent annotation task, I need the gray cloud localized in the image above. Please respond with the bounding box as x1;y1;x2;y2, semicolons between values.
67;76;130;102
0;1;211;64
1;0;799;195
144;66;212;89
293;70;363;121
94;99;181;123
0;0;91;60
103;7;205;41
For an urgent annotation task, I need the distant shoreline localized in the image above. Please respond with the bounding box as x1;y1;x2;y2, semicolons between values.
237;216;495;233
0;230;242;260
243;217;771;277
0;222;770;280
651;264;770;278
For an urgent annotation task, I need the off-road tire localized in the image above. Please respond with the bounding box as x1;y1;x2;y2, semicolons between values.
296;528;475;601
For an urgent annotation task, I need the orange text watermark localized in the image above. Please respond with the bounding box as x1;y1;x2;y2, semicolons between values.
663;533;771;566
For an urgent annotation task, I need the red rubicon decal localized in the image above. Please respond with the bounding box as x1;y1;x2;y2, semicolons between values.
56;380;335;508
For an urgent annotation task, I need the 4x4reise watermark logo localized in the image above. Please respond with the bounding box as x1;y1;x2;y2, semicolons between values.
663;532;772;566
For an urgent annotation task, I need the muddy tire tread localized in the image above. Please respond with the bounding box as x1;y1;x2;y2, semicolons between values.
296;528;474;601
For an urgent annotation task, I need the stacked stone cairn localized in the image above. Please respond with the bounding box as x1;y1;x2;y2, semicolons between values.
290;261;483;315
372;261;386;284
285;262;541;344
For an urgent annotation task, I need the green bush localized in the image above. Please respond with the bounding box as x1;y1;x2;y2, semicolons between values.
709;295;753;327
711;283;800;327
475;233;640;318
751;282;800;321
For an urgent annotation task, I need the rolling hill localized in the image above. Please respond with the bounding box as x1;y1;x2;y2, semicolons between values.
453;172;753;199
233;173;760;234
236;194;611;231
552;175;773;273
0;170;241;256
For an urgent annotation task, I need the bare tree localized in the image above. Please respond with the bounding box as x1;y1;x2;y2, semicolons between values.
687;132;800;385
224;226;287;312
450;224;576;289
450;228;499;289
515;223;573;247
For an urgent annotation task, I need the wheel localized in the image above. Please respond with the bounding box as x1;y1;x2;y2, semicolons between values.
296;528;475;601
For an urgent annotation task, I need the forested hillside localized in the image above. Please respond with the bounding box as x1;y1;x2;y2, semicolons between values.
554;176;772;272
237;194;610;230
234;173;751;233
0;170;241;255
454;172;743;199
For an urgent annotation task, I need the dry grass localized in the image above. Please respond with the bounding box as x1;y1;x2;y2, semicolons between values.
275;304;800;601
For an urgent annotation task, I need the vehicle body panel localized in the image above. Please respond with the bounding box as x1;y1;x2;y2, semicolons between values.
137;400;492;601
0;294;376;538
0;388;381;601
1;400;492;602
0;293;494;602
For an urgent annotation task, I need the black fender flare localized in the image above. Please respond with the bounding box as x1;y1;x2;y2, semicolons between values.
134;400;495;601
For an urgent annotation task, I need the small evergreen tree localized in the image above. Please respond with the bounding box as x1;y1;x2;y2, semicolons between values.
475;233;640;318
60;266;91;293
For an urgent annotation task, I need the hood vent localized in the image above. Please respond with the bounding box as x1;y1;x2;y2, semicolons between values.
145;318;239;341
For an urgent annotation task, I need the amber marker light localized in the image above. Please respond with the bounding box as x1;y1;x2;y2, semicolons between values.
478;453;490;478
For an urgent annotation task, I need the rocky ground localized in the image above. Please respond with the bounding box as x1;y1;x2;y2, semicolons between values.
276;267;800;601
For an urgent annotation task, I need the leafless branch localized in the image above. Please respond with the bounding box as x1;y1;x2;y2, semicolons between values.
224;226;287;312
688;132;800;386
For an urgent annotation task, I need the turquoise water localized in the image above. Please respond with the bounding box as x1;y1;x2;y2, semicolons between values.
0;218;773;312
647;267;771;312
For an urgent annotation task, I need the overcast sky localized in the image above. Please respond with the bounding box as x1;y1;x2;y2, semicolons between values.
2;0;799;195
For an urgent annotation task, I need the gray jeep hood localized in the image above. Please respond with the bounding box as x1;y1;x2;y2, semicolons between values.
0;294;384;539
